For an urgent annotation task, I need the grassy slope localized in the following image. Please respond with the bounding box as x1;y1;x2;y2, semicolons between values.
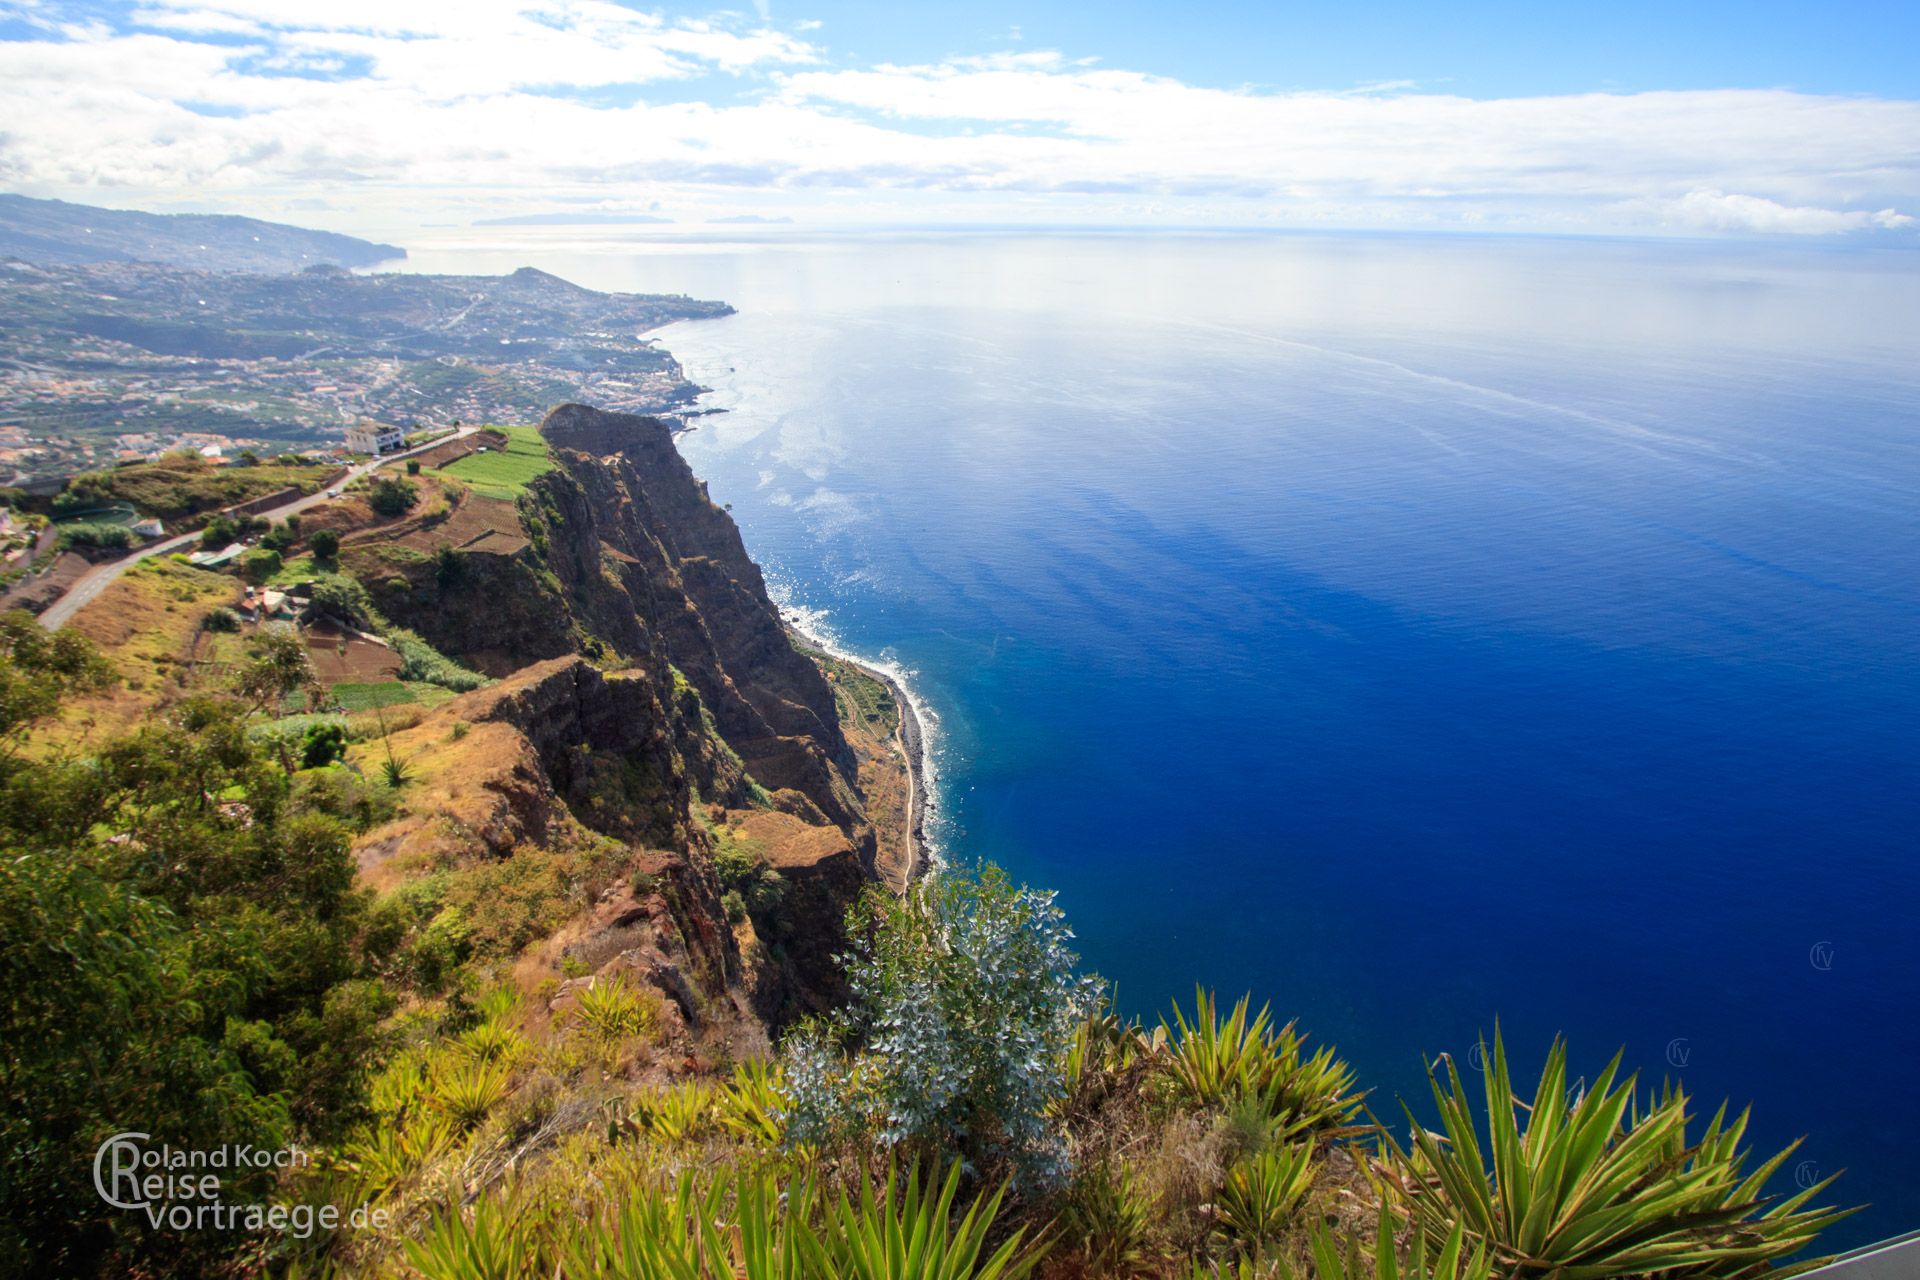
437;425;555;500
67;455;337;522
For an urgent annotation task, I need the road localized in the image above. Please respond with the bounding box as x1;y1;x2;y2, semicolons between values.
38;427;477;631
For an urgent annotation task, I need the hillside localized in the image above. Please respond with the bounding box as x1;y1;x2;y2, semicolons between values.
0;193;404;272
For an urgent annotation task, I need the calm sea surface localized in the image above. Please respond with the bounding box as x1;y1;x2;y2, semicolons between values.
394;231;1920;1246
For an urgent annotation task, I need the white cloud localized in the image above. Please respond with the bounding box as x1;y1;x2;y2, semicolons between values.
0;7;1915;236
1656;189;1917;235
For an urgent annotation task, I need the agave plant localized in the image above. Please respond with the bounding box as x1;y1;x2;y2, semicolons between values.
641;1079;720;1144
1282;1208;1493;1280
812;1162;1048;1280
406;1194;536;1280
573;975;659;1042
720;1057;792;1146
1061;1158;1156;1276
562;1171;815;1280
1390;1030;1853;1279
431;1054;513;1129
1217;1143;1317;1247
1162;989;1363;1139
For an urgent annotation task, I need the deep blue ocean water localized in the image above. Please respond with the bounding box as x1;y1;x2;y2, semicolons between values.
399;230;1920;1247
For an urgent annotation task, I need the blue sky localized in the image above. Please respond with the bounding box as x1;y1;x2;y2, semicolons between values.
0;0;1915;237
780;0;1920;99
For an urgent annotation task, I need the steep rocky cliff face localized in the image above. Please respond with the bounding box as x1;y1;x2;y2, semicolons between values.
353;405;885;1035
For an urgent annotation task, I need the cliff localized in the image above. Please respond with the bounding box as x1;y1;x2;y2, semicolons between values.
349;404;889;1037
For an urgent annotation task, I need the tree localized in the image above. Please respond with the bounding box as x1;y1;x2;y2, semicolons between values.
406;458;422;475
235;624;323;719
309;527;341;561
367;476;419;518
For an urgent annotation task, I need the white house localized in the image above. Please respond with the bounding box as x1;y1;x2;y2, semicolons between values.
345;422;406;455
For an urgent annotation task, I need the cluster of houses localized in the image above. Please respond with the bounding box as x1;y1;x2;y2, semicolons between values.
241;583;306;622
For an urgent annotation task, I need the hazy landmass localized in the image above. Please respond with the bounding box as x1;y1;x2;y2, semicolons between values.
0;193;403;273
0;260;731;479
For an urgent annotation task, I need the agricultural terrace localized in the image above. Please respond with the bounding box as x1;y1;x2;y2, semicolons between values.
438;425;554;500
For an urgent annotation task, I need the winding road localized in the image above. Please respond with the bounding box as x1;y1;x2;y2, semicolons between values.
38;427;477;631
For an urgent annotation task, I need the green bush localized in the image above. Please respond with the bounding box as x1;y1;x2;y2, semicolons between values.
55;521;132;552
386;627;486;692
368;476;419;517
309;528;341;560
240;546;283;584
1161;990;1361;1142
300;721;347;768
782;864;1102;1186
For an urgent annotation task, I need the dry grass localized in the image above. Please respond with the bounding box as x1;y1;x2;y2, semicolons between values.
40;557;241;750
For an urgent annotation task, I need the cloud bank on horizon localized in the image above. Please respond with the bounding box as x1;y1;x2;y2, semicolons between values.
0;0;1915;238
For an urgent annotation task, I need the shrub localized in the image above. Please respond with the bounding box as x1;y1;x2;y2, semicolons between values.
200;513;238;549
368;475;419;517
200;606;242;633
1391;1031;1852;1279
1264;1209;1492;1280
716;837;786;920
386;627;487;692
306;571;376;627
55;521;132;552
309;528;340;560
239;547;282;584
781;863;1102;1186
299;721;346;769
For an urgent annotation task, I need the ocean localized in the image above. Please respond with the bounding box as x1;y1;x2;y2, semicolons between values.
392;229;1920;1247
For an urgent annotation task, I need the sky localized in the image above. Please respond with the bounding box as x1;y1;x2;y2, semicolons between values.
0;0;1916;238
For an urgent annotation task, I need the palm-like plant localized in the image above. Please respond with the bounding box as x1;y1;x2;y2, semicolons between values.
1285;1208;1493;1280
1062;1158;1156;1276
1217;1143;1317;1247
561;1172;815;1280
406;1194;535;1280
1162;989;1363;1139
720;1057;791;1146
431;1055;512;1129
812;1162;1048;1280
1389;1030;1852;1279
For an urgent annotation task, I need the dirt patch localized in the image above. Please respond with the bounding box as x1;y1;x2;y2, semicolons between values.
389;492;527;557
414;428;508;470
305;619;403;682
0;550;92;615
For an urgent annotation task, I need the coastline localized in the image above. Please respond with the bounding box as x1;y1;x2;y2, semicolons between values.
786;624;934;887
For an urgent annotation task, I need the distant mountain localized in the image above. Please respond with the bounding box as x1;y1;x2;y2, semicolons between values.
0;194;404;272
473;211;674;226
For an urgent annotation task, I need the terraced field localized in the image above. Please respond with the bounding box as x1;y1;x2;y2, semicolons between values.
438;426;554;500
